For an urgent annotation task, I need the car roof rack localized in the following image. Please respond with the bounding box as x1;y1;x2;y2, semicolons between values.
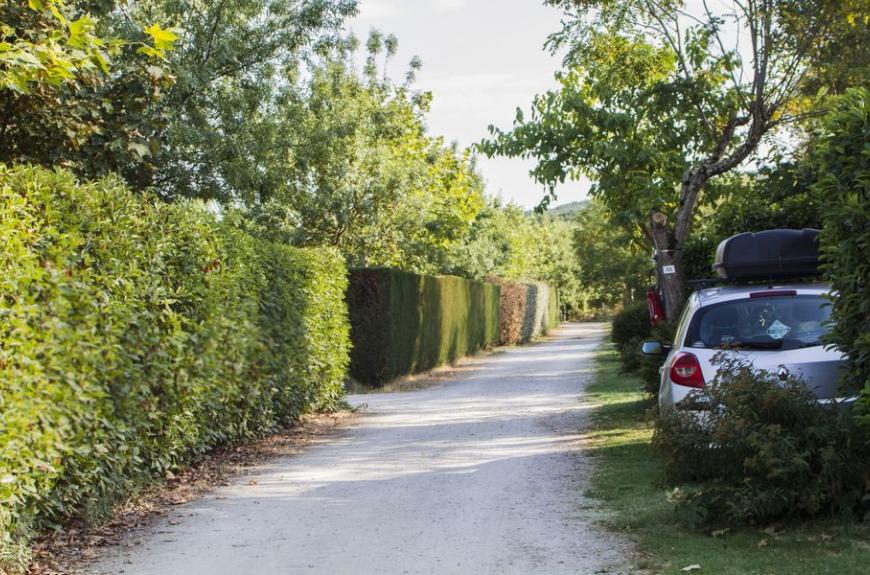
713;229;821;281
688;276;823;291
687;278;734;290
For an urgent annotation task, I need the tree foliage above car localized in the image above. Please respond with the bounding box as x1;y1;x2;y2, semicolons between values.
482;0;852;322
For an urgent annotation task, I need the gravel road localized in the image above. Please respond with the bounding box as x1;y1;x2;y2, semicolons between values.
90;322;632;575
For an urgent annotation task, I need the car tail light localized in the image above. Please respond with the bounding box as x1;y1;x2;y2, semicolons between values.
670;352;705;388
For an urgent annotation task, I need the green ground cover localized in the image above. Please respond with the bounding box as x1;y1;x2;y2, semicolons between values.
584;346;870;575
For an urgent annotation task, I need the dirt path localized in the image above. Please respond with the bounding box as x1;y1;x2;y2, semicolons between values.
89;323;632;575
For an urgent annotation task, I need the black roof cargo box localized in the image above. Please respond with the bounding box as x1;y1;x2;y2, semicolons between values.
713;229;821;280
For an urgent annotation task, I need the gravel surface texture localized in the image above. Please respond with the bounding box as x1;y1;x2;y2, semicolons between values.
89;322;632;575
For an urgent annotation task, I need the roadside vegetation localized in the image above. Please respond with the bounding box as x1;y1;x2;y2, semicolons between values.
0;166;351;570
0;1;582;306
1;0;867;573
346;270;560;385
587;88;870;570
585;347;870;575
346;270;501;386
483;0;868;321
485;1;869;552
1;5;579;570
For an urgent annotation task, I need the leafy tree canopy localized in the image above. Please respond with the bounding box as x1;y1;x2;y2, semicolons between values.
113;0;359;201
570;200;649;310
0;0;177;180
240;33;484;274
0;0;177;182
482;0;842;321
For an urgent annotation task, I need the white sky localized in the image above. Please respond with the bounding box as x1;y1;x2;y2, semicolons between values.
349;0;591;209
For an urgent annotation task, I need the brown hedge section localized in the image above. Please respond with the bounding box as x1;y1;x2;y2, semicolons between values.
491;279;560;345
347;269;501;385
0;165;350;570
487;278;528;345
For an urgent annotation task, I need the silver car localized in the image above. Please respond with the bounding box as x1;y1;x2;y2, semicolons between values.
642;283;852;411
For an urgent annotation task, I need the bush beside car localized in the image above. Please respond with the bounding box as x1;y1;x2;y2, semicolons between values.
611;302;670;396
815;88;870;426
654;355;870;526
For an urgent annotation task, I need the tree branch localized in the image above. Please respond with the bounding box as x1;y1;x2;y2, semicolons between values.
711;113;750;160
703;0;750;111
644;0;716;138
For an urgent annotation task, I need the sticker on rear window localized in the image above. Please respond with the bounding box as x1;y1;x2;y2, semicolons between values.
767;320;791;340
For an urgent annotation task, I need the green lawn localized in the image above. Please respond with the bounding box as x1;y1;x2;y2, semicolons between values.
584;346;870;575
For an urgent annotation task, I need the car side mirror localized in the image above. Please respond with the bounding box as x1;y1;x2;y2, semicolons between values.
641;340;671;356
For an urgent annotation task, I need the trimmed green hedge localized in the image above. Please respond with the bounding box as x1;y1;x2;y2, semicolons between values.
520;281;559;341
547;285;560;333
0;165;349;569
347;269;500;385
815;89;870;424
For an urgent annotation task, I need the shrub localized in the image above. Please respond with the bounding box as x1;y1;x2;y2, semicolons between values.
488;278;528;345
610;301;652;373
653;355;870;526
611;301;652;348
814;89;870;425
610;301;671;395
347;269;500;385
486;278;558;346
252;239;350;417
520;282;549;341
0;165;350;570
547;285;560;331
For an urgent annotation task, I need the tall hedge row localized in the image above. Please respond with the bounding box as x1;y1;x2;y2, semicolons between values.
547;285;560;332
519;282;560;342
815;89;870;422
487;278;527;345
0;166;350;567
489;279;560;346
347;269;500;385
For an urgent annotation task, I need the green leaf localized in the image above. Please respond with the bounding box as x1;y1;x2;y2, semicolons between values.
143;24;178;58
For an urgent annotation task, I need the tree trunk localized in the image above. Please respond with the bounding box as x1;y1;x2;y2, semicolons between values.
650;210;685;324
652;165;712;325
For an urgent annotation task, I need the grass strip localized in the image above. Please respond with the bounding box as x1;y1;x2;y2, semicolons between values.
584;345;870;575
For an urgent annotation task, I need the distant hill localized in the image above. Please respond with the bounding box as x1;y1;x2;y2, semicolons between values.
532;200;590;219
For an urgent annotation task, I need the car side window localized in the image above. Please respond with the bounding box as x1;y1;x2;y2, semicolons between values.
673;297;695;348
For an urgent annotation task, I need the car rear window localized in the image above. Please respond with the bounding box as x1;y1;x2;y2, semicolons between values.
685;295;831;351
